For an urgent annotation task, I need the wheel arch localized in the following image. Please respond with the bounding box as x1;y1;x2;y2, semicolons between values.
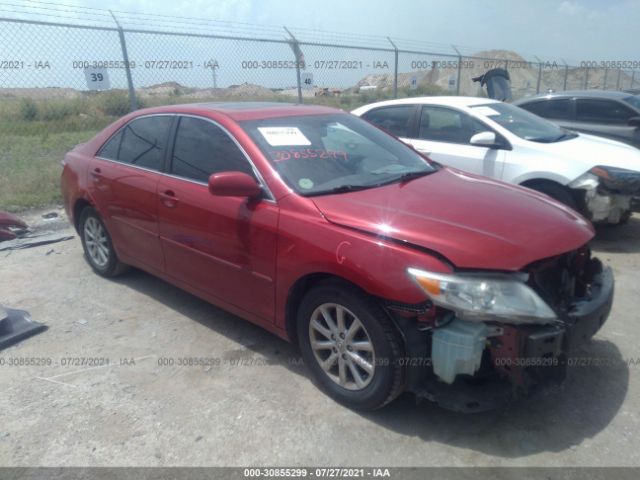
284;272;400;345
72;197;93;232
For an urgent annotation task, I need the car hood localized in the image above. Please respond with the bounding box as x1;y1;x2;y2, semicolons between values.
529;132;640;172
311;168;594;271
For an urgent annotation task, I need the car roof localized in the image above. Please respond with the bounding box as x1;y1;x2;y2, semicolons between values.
129;102;343;121
355;96;499;111
515;90;636;103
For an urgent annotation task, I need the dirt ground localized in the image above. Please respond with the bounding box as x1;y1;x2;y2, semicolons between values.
1;208;639;467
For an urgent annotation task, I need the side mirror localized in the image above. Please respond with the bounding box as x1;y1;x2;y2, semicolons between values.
470;131;499;148
628;116;640;128
208;172;262;198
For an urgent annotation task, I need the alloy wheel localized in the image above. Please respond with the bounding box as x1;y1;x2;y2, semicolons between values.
83;216;110;268
308;303;376;391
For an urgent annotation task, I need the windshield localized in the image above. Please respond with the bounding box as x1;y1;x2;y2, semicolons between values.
241;113;436;196
624;95;640;110
472;102;577;142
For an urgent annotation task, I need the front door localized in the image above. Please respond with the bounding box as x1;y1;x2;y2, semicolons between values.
157;116;278;322
405;105;506;179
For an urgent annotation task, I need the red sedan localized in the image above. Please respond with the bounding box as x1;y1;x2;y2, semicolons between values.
61;103;614;412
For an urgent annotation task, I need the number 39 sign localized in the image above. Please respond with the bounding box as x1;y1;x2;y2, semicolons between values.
83;67;110;91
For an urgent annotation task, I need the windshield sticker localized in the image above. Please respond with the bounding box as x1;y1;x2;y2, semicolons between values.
473;106;501;116
269;149;349;162
258;127;311;146
298;178;314;189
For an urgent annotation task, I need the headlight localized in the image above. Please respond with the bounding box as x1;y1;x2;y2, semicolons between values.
569;165;640;191
568;171;599;190
407;268;556;324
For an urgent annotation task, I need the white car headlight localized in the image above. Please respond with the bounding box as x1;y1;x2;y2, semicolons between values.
407;268;556;324
568;171;599;190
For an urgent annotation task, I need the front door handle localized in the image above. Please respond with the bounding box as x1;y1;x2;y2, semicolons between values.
160;189;179;208
90;167;102;181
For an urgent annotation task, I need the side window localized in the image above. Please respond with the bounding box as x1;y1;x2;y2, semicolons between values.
361;106;414;137
98;130;123;160
522;99;571;120
419;106;486;144
576;99;635;124
116;116;172;170
171;117;254;183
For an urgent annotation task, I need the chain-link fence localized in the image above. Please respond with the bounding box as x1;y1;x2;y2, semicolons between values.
1;11;639;210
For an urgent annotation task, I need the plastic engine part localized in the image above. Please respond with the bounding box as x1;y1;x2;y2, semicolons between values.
431;318;489;384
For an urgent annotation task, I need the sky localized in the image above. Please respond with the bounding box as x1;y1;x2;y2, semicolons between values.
55;0;640;63
1;0;639;90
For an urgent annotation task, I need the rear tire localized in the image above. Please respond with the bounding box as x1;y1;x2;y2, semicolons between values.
297;280;405;410
79;207;128;278
527;182;578;211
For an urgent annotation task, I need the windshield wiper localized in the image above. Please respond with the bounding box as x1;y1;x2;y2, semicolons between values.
305;184;375;196
529;131;578;143
374;169;435;186
305;170;435;196
397;170;435;182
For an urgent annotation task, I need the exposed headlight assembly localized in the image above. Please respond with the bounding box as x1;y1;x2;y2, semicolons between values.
569;165;640;193
407;268;556;324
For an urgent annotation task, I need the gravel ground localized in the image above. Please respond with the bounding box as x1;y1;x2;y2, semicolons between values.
0;208;639;467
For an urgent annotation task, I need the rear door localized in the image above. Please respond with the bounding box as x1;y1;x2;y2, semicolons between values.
157;115;279;322
573;98;639;145
90;115;173;271
405;105;507;178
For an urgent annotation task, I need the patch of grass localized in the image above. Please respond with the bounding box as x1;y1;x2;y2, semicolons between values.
0;130;98;211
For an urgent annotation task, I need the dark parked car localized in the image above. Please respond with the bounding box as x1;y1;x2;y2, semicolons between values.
514;90;640;149
61;103;614;412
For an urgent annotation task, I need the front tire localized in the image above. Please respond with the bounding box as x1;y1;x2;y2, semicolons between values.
297;280;404;410
79;207;128;277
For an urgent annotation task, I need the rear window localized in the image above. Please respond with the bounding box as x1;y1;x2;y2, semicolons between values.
575;99;635;124
98;116;173;171
361;105;414;137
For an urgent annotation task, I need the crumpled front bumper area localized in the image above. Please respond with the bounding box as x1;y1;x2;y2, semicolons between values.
408;261;614;413
584;169;640;223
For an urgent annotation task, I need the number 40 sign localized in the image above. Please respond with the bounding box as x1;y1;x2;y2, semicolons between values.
84;66;110;91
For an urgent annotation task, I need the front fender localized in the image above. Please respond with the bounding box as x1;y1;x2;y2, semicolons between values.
273;199;452;330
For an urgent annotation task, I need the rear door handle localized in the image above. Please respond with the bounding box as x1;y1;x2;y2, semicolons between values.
160;189;179;208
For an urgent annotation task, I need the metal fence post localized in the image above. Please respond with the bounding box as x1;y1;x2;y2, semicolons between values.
534;56;542;94
562;60;568;91
452;45;462;96
603;67;608;89
109;11;137;111
632;71;637;89
616;69;622;90
284;27;303;104
387;37;398;98
584;66;589;89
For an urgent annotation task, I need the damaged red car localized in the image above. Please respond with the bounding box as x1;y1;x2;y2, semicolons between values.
61;103;614;412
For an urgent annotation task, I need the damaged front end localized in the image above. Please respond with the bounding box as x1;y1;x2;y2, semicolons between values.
388;247;613;413
569;166;640;224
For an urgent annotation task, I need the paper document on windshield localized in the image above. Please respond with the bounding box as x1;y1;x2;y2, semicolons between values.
258;127;311;146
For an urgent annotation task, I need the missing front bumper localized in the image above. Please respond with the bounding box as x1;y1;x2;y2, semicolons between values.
408;265;614;412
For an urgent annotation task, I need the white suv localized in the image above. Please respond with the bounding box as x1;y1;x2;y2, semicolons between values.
352;97;640;224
